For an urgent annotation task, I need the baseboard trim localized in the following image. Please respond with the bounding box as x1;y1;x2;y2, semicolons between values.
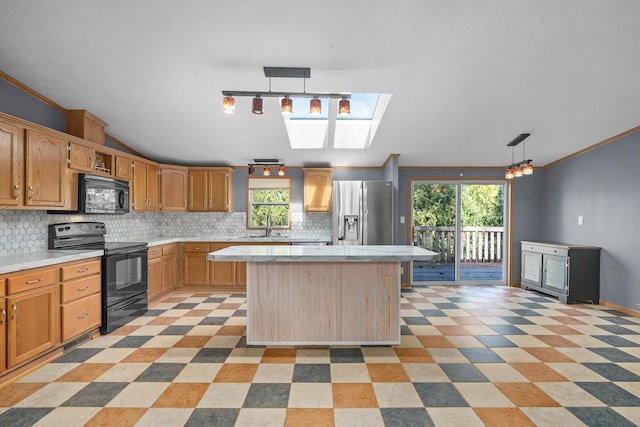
599;299;640;318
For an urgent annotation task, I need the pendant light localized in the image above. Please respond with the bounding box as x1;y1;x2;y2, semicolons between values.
505;133;533;179
338;98;351;116
281;96;293;115
278;166;286;176
222;96;235;114
310;98;321;115
252;95;263;115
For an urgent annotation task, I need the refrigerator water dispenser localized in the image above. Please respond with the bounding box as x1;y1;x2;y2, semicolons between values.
343;215;359;241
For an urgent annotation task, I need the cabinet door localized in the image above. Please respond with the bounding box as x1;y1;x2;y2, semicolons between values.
7;285;56;368
115;155;132;180
132;160;147;211
162;253;177;292
25;130;67;207
183;252;209;286
208;170;230;212
188;170;208;211
0;298;6;372
0;122;23;207
146;163;159;211
148;256;163;300
209;244;235;286
543;255;569;293
68;142;95;172
304;168;332;212
236;261;247;287
521;251;542;286
161;168;187;211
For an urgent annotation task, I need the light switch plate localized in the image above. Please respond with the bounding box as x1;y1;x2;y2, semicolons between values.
578;215;584;225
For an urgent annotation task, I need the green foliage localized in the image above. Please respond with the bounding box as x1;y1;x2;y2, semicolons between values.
250;189;290;227
413;184;503;226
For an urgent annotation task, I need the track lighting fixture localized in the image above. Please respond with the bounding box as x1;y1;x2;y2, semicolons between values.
222;67;350;115
247;158;285;176
505;133;534;180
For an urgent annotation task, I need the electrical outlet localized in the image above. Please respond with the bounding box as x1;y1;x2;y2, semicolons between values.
578;215;584;226
400;216;405;224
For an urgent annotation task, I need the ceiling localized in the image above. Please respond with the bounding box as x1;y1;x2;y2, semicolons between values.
1;1;639;168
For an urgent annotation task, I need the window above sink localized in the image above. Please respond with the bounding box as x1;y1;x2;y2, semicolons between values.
246;176;292;230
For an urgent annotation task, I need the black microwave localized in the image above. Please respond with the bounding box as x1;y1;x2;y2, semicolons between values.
77;174;130;214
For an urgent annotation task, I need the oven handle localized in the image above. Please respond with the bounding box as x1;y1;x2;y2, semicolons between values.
108;247;147;256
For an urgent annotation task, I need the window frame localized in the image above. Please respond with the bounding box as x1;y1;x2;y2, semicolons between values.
246;176;292;230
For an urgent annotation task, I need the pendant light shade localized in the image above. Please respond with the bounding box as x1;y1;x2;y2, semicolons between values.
338;98;351;116
505;167;514;180
263;167;271;176
222;96;235;114
281;97;293;115
278;166;286;176
309;98;322;115
522;161;534;175
252;95;263;115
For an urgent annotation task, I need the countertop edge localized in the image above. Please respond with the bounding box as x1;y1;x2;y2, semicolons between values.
0;250;105;275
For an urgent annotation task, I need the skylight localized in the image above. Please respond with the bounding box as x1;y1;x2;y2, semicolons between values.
282;93;391;150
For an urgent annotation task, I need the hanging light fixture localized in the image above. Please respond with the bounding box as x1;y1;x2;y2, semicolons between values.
252;95;263;115
338;98;351;116
505;133;533;179
309;97;322;115
222;96;235;114
248;159;286;176
281;96;293;115
222;67;350;115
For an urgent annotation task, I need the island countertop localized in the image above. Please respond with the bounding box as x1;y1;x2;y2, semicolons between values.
208;244;439;263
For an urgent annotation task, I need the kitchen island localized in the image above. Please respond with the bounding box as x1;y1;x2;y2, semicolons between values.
208;245;438;345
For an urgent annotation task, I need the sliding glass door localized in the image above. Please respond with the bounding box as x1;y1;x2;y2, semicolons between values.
411;180;506;285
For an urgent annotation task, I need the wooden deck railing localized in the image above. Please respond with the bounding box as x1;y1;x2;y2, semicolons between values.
413;226;504;263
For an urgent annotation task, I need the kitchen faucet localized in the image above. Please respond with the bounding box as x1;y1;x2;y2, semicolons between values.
265;213;273;237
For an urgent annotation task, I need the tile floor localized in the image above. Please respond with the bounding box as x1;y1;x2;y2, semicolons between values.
2;285;640;426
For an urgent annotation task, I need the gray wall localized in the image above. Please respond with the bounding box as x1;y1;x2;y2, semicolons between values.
0;78;65;130
539;131;640;308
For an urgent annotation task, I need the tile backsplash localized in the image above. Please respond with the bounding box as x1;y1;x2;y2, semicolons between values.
0;210;332;256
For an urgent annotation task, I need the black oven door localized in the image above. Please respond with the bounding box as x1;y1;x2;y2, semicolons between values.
102;248;148;308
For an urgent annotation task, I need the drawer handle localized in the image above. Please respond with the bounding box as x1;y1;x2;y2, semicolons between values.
0;308;6;324
26;278;43;285
78;313;89;319
14;184;19;200
77;286;90;291
77;268;90;273
12;304;17;320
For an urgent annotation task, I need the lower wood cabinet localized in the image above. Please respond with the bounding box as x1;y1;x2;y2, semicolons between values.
148;244;177;301
7;284;56;368
0;297;7;373
1;257;102;382
209;243;236;286
59;258;102;342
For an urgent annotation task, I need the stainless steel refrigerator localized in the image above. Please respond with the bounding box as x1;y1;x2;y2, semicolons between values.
332;180;393;245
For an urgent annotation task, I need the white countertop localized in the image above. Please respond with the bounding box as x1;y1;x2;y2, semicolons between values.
208;245;439;262
0;250;104;274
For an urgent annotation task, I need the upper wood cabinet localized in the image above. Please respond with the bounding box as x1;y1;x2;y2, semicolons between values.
25;130;68;208
0;122;23;207
304;168;332;213
0;298;6;373
160;166;188;211
65;110;107;145
115;155;132;180
132;159;159;211
68;142;95;172
188;168;233;212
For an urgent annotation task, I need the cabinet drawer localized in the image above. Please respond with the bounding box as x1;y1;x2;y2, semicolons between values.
60;275;101;304
162;244;176;255
522;243;568;257
7;268;57;295
183;242;209;252
60;260;101;281
148;246;162;259
61;293;101;341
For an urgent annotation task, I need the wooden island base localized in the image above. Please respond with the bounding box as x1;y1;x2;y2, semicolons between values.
246;261;400;345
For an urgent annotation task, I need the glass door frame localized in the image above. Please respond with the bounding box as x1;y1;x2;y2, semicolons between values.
409;178;510;286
